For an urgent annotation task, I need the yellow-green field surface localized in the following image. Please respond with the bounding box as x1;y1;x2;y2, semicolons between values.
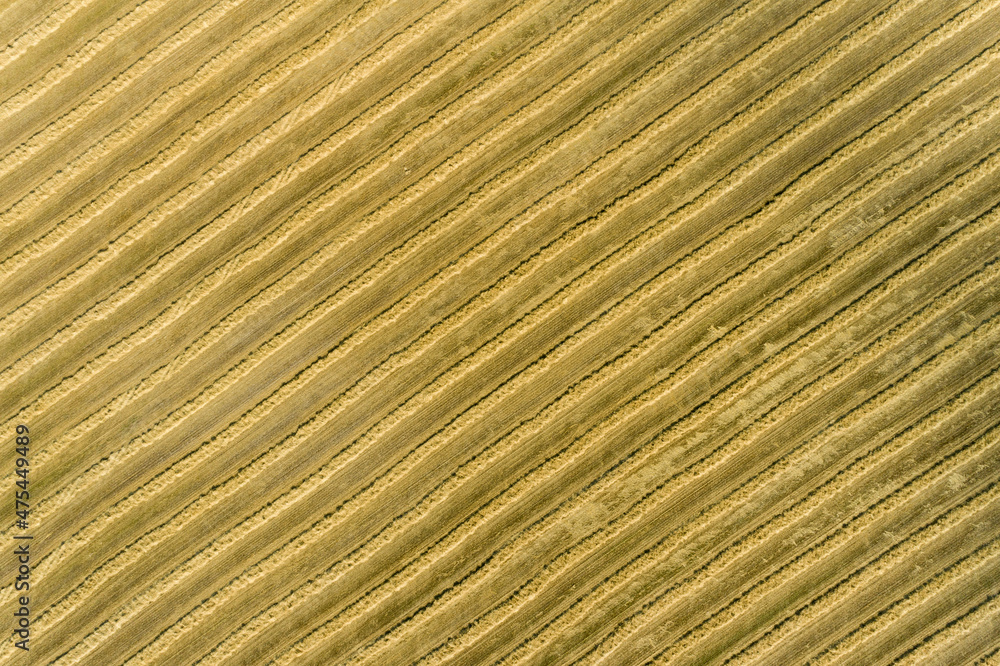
1;0;999;663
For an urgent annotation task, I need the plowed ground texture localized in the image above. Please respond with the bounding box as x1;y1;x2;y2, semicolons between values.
1;0;999;663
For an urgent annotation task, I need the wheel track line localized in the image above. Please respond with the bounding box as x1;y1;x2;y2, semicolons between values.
0;0;102;74
647;477;1000;665
420;224;1000;664
347;224;1000;665
0;0;314;208
0;0;177;123
176;55;1000;664
17;40;1000;652
892;593;1000;666
808;535;1000;664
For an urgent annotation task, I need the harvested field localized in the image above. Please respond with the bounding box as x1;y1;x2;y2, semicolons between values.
1;0;999;662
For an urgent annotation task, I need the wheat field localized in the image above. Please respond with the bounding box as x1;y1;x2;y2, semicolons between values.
0;0;998;663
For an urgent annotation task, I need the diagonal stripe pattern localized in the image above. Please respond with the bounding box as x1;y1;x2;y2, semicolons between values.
0;0;998;663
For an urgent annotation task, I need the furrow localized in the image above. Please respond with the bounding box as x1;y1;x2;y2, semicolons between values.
892;594;1000;666
808;542;1000;664
8;0;997;663
0;0;173;122
0;0;858;357
346;227;1000;665
975;646;1000;666
648;481;1000;665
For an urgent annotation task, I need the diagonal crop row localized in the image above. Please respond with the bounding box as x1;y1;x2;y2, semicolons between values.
260;115;1000;664
422;222;1000;665
806;534;1000;664
0;0;113;78
0;0;640;456
1;0;804;547
348;214;1000;664
4;0;655;547
576;371;997;663
892;592;1000;666
266;45;1000;652
29;45;1000;664
566;358;1000;665
0;0;435;303
0;0;312;196
487;199;1000;666
647;476;1000;665
11;0;988;648
123;42;1000;664
0;0;177;123
528;372;1000;666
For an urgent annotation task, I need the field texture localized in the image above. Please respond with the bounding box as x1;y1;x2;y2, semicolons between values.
1;0;999;663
